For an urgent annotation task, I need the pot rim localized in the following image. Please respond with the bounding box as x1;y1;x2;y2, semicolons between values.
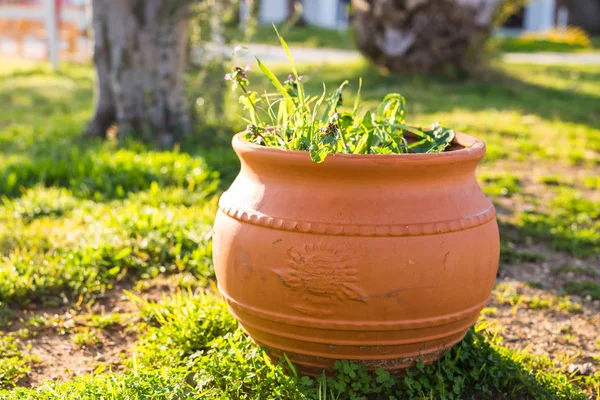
232;131;486;166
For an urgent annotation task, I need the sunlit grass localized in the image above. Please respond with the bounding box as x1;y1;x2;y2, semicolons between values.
0;59;598;397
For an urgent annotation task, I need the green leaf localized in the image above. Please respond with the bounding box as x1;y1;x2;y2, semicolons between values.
354;129;373;154
239;92;261;124
391;123;427;139
371;146;393;154
353;111;374;154
282;353;298;377
353;77;363;115
377;93;406;124
114;248;132;261
310;84;328;140
107;266;121;276
254;56;290;99
6;172;17;192
322;80;349;123
410;123;455;153
274;24;298;79
321;134;338;148
309;143;330;163
335;112;354;130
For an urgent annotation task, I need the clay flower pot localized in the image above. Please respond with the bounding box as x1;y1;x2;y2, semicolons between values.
213;131;499;375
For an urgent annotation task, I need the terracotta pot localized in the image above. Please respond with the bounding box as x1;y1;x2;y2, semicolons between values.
213;132;499;375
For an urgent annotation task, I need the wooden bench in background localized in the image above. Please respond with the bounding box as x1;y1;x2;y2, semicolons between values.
0;3;86;58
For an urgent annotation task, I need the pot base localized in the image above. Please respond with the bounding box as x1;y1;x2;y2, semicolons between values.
255;332;467;377
226;293;481;376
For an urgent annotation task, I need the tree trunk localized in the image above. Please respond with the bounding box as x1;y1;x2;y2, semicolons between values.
287;0;306;26
85;0;192;145
352;0;500;73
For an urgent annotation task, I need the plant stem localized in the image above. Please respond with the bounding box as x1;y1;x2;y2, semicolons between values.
335;107;349;153
240;83;264;126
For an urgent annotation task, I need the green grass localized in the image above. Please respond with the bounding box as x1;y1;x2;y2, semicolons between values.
490;36;598;53
2;292;590;399
500;241;546;264
480;172;522;197
0;59;599;398
553;264;597;278
249;23;356;50
0;193;216;306
494;283;584;315
0;336;36;388
563;280;600;300
249;24;600;55
517;188;600;257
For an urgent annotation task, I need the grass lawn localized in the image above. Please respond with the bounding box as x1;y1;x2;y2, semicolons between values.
248;23;600;55
0;57;599;399
490;36;600;53
249;24;357;50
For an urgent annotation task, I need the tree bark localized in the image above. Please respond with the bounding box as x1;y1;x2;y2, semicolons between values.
286;0;306;26
85;0;192;145
352;0;500;73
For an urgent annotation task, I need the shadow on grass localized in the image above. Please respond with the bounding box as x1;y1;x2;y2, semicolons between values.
0;63;239;199
301;62;600;127
405;328;587;399
200;327;589;399
1;61;598;206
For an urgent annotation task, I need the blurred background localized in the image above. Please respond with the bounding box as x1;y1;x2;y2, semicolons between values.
0;0;598;66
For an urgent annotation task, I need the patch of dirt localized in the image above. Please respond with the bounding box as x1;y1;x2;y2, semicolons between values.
14;284;139;386
487;280;600;377
480;160;600;218
499;242;600;293
9;276;191;388
479;159;600;387
482;159;600;297
22;325;135;386
479;160;600;196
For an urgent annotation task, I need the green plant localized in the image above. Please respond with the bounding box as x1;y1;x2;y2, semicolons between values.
500;241;546;264
226;28;455;162
583;176;600;190
0;336;35;388
553;265;596;277
518;189;600;257
491;26;594;53
538;175;569;186
563;280;600;300
521;27;591;48
249;24;357;50
194;326;588;400
130;290;237;368
0;303;15;327
86;313;123;330
481;172;521;197
528;295;552;309
556;297;583;314
72;328;101;348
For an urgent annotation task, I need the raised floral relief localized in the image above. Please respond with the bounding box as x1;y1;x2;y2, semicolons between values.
275;243;367;315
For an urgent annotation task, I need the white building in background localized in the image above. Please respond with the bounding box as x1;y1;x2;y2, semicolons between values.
255;0;569;33
255;0;350;30
302;0;350;29
524;0;558;31
254;0;288;25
